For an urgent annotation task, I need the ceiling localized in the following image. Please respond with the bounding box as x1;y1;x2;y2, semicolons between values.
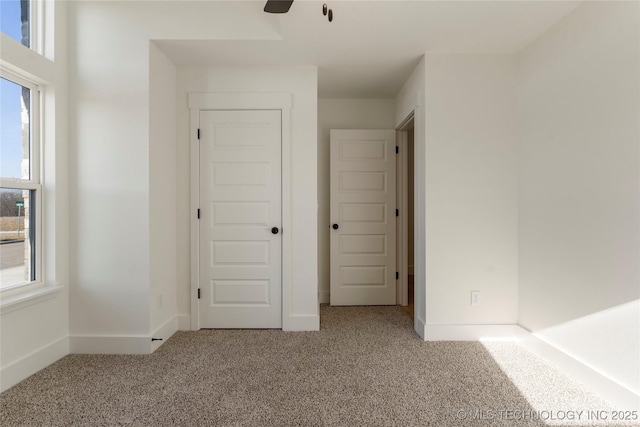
155;0;581;98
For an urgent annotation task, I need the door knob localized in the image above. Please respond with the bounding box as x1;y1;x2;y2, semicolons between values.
271;227;279;234
332;224;339;230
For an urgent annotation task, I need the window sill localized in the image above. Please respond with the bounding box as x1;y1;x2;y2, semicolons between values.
0;284;63;315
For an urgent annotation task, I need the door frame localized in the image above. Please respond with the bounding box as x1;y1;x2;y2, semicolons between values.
395;128;408;307
396;113;414;308
397;102;426;340
188;92;292;330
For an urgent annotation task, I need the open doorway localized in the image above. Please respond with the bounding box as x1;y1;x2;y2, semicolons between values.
396;116;415;319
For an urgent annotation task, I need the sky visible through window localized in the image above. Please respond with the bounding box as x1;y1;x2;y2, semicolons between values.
1;79;24;179
0;0;22;44
1;0;26;179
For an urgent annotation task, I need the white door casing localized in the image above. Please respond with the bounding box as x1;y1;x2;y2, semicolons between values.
198;110;282;328
330;129;397;306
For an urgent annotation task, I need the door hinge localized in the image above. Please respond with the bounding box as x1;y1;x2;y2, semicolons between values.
396;272;399;280
396;209;399;217
197;209;200;219
197;288;201;299
197;129;200;140
395;146;399;154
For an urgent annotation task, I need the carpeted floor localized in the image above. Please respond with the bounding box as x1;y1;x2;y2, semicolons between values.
0;306;632;426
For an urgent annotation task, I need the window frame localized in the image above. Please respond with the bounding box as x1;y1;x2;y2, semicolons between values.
31;0;43;55
1;68;43;292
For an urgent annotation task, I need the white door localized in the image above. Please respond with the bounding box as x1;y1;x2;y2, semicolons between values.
199;110;282;328
330;129;396;305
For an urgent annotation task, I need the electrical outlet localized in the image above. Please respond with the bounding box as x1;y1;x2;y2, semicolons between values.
471;291;480;306
159;293;165;309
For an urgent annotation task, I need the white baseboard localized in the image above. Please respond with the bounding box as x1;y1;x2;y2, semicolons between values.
424;324;528;341
1;336;69;392
177;314;191;331
70;335;151;355
150;316;178;352
519;333;640;411
284;314;320;331
71;316;180;355
318;290;330;304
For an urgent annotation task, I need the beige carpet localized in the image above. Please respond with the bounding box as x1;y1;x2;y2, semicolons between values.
0;306;631;426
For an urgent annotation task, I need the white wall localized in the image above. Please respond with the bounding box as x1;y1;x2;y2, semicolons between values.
317;99;395;303
423;54;519;332
176;66;319;330
517;1;640;395
149;43;178;338
395;57;424;127
1;1;69;391
69;2;151;340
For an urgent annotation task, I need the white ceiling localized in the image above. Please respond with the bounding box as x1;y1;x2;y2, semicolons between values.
155;0;581;98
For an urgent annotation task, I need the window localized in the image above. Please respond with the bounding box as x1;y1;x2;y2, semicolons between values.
0;0;31;48
1;73;41;290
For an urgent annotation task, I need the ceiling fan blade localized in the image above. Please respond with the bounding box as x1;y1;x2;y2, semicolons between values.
264;0;294;14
